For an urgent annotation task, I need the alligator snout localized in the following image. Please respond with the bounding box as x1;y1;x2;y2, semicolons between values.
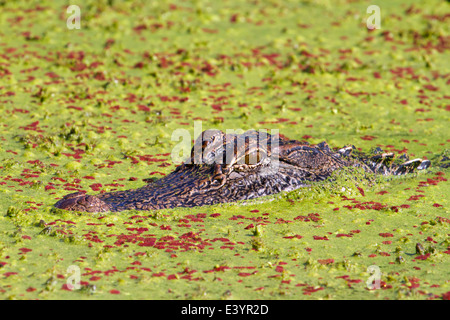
54;192;111;213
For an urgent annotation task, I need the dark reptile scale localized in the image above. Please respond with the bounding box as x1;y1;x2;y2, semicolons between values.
54;130;431;213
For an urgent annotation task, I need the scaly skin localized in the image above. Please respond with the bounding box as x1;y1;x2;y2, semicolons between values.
54;130;431;212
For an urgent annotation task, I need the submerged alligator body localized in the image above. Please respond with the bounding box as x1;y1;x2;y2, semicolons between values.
54;130;431;213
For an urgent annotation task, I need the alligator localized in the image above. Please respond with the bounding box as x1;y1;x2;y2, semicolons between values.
54;129;431;213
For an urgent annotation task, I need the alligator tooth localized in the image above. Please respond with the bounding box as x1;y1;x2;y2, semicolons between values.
417;160;431;170
403;158;422;166
337;146;353;157
395;158;425;175
371;152;394;162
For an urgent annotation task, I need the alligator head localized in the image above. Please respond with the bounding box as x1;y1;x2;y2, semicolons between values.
54;129;430;212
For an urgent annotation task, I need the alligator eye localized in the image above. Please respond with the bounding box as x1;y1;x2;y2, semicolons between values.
243;150;265;165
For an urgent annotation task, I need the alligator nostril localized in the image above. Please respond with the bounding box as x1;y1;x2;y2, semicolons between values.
417;160;431;170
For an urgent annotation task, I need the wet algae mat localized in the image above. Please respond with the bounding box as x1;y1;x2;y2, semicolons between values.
0;0;449;300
